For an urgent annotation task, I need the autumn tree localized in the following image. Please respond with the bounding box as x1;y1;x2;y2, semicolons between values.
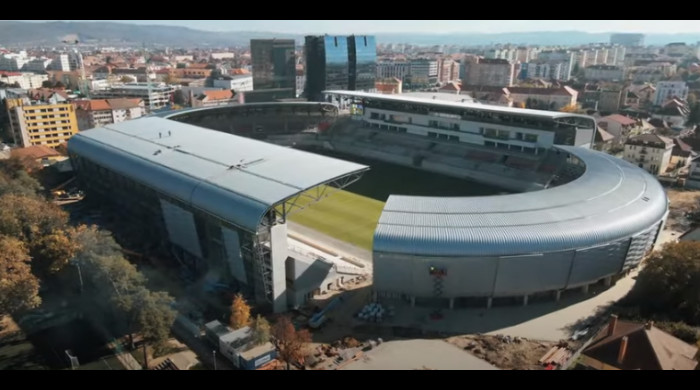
0;236;41;315
229;293;251;330
33;228;79;276
625;241;700;325
251;314;271;346
0;194;69;244
272;316;311;370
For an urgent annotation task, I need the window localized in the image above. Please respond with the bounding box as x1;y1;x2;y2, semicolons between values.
524;134;538;143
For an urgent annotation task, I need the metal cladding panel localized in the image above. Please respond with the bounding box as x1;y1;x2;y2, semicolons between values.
493;252;573;296
372;253;415;294
222;228;247;284
373;146;668;257
567;240;629;287
68;116;368;232
159;199;203;258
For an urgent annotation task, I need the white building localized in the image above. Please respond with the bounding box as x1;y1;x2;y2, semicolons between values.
296;72;306;98
23;58;53;73
210;52;235;60
653;81;689;106
212;75;253;92
584;65;625;82
376;61;411;81
623;133;674;176
0;72;49;89
324;90;597;152
408;59;439;86
91;83;177;111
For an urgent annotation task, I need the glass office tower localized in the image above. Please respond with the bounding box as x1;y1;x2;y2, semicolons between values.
304;35;377;101
250;39;296;99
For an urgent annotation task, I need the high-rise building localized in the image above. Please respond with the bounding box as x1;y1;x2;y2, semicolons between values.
304;35;376;101
250;39;296;100
610;33;645;47
463;58;514;87
6;98;79;148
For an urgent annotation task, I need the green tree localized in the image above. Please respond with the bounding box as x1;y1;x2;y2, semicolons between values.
229;293;251;330
251;314;271;346
0;236;41;315
626;241;700;325
272;316;311;370
173;89;187;106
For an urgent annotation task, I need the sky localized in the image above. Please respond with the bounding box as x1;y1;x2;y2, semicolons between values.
15;20;700;35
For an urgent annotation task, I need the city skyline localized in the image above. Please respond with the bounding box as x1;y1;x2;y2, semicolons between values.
11;20;700;35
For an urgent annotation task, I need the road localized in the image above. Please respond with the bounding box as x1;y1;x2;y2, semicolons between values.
343;339;499;370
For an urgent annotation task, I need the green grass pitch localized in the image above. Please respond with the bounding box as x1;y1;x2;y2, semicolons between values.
285;187;385;251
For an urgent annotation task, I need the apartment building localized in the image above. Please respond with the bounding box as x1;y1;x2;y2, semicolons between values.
91;83;176;111
74;98;144;131
463;58;514;87
623;133;674;176
5;98;79;148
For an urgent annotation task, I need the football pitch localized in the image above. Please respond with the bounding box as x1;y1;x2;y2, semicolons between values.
285;187;385;251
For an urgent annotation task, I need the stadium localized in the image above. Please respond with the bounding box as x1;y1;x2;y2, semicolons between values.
68;93;669;311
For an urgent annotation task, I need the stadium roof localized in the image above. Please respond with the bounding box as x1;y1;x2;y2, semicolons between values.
68;117;369;232
323;90;593;120
373;145;668;257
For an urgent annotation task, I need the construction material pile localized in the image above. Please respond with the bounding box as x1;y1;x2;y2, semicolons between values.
356;303;394;323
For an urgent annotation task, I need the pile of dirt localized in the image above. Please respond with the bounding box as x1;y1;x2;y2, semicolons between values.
665;189;700;232
447;335;557;370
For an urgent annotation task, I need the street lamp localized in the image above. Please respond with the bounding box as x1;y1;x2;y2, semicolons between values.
212;350;217;371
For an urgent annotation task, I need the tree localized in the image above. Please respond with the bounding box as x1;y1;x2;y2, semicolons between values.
33;228;79;276
0;194;69;247
251;314;271;346
163;72;179;85
625;241;700;325
0;236;41;315
120;75;135;83
173;89;187;106
229;293;251;330
272;316;311;370
686;101;700;126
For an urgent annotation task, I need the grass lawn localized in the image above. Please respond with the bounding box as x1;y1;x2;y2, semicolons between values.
285;187;385;251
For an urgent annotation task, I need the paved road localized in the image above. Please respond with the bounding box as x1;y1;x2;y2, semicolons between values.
343;339;499;370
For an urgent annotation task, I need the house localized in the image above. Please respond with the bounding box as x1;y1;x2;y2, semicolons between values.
506;86;578;110
10;145;65;167
191;90;236;108
579;315;698;370
652;99;690;130
375;78;403;95
686;154;700;189
204;321;277;370
597;114;640;144
670;137;695;172
623;133;674;176
74;98;144;130
593;126;616;152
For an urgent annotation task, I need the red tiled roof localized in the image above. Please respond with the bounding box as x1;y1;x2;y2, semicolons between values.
202;90;233;101
602;114;637;126
0;71;22;77
11;145;61;160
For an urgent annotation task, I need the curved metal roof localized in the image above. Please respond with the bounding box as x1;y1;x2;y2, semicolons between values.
373;145;668;257
68;117;368;232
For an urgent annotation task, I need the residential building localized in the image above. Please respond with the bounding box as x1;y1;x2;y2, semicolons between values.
304;35;377;101
91;83;176;111
653;81;689;106
250;39;296;100
686;154;700;189
74;98;144;131
665;42;690;58
597;114;640;144
507;86;578;110
172;67;212;79
376;61;411;81
598;89;625;113
5;98;79;148
584;65;625;82
10;145;64;167
670;137;695;172
191;90;236;108
651;98;690;129
519;62;570;81
210;52;235;60
212;75;253;92
375;78;402;94
0;71;48;89
580;315;698;370
623;133;674;175
533;51;575;81
437;58;460;84
610;33;645;47
463;58;514;87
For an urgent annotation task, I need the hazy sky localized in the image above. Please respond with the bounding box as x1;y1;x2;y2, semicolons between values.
16;20;700;34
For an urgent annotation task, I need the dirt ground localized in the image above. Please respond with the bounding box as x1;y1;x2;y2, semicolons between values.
447;334;578;370
665;189;700;232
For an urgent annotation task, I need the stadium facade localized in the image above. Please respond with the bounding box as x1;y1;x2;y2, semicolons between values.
67;117;368;313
